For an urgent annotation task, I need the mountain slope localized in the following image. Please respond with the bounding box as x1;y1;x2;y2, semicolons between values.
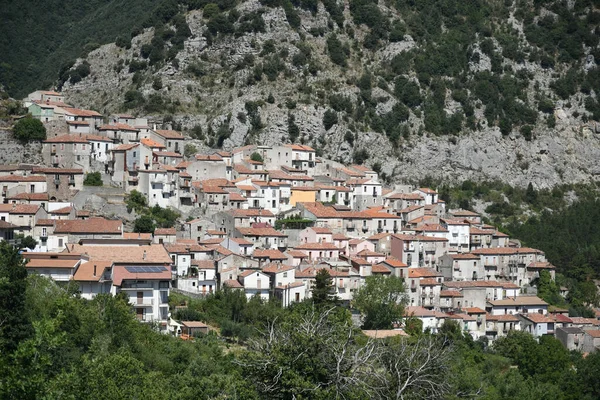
8;0;600;187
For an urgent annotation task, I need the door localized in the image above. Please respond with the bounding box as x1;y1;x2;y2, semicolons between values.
136;308;144;321
137;291;143;305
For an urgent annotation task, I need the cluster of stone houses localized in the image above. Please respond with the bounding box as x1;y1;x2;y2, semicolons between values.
9;90;600;347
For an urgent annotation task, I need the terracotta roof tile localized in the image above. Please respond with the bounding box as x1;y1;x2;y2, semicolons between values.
66;244;171;264
55;218;122;234
253;249;288;259
153;129;184;139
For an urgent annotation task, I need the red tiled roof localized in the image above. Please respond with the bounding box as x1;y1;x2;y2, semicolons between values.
54;218;121;234
153;129;184;139
295;242;340;250
262;263;295;273
381;258;407;268
155;228;176;235
408;268;442;278
371;264;392;274
253;249;288;259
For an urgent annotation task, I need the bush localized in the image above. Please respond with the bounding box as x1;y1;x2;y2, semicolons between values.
288;113;300;142
152;77;163;90
203;3;220;19
133;215;155;233
123;90;145;109
323;109;338;130
12;117;46;143
326;34;347;67
353;149;369;165
520;125;533;141
115;35;131;49
184;144;197;158
83;172;103;186
250;152;263;162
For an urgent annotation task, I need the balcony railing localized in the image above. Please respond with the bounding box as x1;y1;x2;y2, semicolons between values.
135;298;154;306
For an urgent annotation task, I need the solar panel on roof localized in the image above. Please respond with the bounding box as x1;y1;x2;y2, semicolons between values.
125;266;167;273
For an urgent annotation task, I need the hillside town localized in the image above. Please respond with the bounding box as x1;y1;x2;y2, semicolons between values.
4;89;599;352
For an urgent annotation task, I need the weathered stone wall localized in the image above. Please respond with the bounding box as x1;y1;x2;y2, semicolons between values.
0;129;43;165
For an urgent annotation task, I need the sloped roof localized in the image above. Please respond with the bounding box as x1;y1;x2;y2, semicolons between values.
55;218;121;234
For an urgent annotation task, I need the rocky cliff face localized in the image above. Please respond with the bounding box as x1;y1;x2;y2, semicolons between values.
61;0;600;188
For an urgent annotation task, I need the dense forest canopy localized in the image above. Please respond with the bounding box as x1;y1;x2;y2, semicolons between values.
0;0;163;97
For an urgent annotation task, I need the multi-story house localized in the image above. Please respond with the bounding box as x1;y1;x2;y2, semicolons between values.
147;129;184;154
69;244;172;330
137;166;179;208
346;178;383;210
99;123;141;144
43;135;92;172
438;253;483;281
440;218;471;253
0;174;47;205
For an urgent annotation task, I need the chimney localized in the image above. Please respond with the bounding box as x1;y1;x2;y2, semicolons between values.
143;250;147;260
93;264;97;277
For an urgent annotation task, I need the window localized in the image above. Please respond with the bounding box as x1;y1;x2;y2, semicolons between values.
160;291;168;303
77;155;81;161
133;151;136;158
58;238;63;247
283;272;288;278
82;144;86;150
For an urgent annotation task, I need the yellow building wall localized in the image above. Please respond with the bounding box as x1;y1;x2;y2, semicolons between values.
290;189;317;206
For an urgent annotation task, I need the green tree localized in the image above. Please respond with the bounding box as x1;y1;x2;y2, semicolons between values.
240;303;369;398
0;242;32;352
537;270;562;305
83;172;103;186
525;182;538;205
133;215;155;233
12;117;46;143
353;275;406;329
323;109;338;130
311;269;337;306
250;152;263;162
125;190;147;213
288;113;300;143
18;235;37;250
184;143;197;158
326;34;347;67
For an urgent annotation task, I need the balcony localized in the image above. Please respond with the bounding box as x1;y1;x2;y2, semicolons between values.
134;298;154;306
361;226;368;233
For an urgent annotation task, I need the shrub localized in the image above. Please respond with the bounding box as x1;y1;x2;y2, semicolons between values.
123;90;145;109
189;125;204;140
353;149;369;165
12;117;46;143
83;172;103;186
323;109;338;130
288;113;300;142
250;152;263;162
520;125;533;141
203;3;220;19
115;35;131;49
184;144;197;158
326;34;347;67
344;131;355;146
